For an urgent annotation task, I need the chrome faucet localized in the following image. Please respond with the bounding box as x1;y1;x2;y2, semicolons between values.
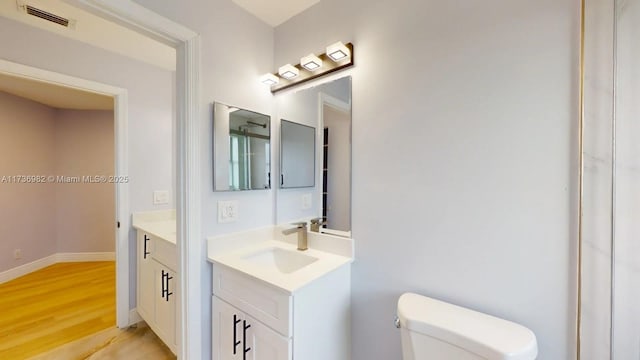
282;222;308;251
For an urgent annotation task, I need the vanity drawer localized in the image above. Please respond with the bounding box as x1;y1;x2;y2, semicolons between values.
153;236;177;271
212;263;292;337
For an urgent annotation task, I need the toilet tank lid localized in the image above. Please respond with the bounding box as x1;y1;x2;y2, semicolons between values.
397;293;538;360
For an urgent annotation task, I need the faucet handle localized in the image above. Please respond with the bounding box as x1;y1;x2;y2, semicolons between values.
310;217;326;225
290;221;307;228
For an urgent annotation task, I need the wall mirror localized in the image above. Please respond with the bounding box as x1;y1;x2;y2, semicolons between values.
276;76;352;234
212;102;271;191
280;120;315;188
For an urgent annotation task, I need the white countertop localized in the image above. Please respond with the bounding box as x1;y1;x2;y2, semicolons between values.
207;228;353;294
132;210;176;244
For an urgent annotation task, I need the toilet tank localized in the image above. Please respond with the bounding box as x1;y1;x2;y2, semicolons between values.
397;293;537;360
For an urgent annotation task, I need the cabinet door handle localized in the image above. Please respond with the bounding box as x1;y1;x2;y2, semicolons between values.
281;174;284;186
233;314;241;355
161;270;167;299
243;320;251;359
143;235;151;259
165;273;173;301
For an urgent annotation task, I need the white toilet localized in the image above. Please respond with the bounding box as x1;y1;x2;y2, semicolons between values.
397;293;538;360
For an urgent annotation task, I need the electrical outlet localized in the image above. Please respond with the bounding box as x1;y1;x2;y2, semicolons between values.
14;249;21;260
301;193;312;210
218;200;238;223
153;190;169;205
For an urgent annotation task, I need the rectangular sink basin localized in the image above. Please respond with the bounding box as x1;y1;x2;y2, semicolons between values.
242;247;318;274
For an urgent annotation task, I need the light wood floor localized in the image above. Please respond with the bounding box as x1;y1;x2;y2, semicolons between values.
27;322;175;360
0;262;116;359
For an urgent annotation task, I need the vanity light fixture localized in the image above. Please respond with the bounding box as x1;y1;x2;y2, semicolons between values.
326;41;350;62
261;41;353;93
300;54;323;71
278;64;299;79
260;73;279;86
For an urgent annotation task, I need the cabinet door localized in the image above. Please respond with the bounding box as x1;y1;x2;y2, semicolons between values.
213;296;291;360
137;232;154;321
213;296;245;360
244;312;291;360
155;266;176;350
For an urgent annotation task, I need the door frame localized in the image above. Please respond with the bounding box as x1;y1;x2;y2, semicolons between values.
0;58;130;327
67;1;202;359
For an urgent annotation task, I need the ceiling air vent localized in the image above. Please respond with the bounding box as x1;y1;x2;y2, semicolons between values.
17;2;75;29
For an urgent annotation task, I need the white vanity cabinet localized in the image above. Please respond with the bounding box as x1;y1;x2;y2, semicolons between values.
211;262;351;360
136;230;177;354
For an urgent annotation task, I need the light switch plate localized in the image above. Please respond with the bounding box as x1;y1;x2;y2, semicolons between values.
218;200;238;223
301;193;312;210
153;190;169;205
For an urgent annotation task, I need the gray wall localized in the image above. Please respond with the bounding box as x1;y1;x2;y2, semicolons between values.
0;91;115;272
0;91;57;271
274;0;579;358
55;109;115;254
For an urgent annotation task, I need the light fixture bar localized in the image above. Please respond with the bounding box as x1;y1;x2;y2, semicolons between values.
264;42;354;93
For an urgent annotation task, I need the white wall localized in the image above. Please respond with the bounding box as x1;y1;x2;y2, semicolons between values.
275;0;579;358
0;17;174;309
131;0;274;357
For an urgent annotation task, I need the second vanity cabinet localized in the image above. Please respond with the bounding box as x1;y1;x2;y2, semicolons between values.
137;231;177;353
211;260;351;360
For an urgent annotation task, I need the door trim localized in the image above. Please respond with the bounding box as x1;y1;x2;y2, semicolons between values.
66;1;202;359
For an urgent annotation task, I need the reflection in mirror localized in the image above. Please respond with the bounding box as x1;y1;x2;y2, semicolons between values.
276;76;351;234
280;120;315;188
213;103;271;191
321;102;351;232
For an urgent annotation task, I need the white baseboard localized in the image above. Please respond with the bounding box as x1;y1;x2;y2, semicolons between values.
56;252;115;262
129;309;143;326
0;255;57;284
0;252;116;284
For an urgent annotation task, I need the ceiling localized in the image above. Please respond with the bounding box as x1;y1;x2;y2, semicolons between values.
232;0;320;27
0;0;175;71
0;72;113;110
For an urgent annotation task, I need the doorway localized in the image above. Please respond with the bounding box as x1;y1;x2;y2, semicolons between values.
0;59;130;328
